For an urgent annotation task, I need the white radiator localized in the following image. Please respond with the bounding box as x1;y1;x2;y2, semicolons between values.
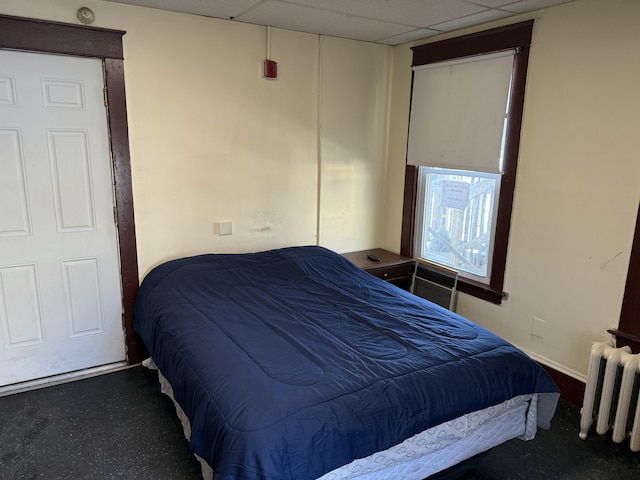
579;340;640;451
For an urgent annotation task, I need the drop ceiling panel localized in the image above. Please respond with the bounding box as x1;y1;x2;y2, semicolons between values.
379;28;441;46
471;0;524;7
284;0;486;28
102;0;577;44
429;9;513;32
106;0;262;19
234;1;413;43
501;0;574;13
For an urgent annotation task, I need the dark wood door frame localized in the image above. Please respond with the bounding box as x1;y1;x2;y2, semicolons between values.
609;202;640;353
0;14;146;364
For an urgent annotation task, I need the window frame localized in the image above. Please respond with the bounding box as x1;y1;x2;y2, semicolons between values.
401;21;534;305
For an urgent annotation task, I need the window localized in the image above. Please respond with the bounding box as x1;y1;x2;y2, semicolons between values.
401;21;534;304
416;168;501;282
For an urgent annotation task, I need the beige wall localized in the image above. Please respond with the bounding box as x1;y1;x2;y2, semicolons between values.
385;0;640;379
0;0;391;276
319;36;392;252
4;0;639;381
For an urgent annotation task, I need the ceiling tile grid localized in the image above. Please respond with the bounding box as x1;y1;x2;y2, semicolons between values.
105;0;576;45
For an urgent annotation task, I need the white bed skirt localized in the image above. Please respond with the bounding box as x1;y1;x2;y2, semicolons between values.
144;358;540;480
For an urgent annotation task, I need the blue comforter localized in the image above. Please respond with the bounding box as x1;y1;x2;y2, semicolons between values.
134;246;558;480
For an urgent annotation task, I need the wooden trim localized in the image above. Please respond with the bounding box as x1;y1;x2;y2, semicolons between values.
489;41;531;294
411;20;534;67
608;329;640;354
0;14;145;363
400;165;418;258
104;59;145;363
0;14;124;59
457;281;503;305
401;21;534;304
616;203;640;352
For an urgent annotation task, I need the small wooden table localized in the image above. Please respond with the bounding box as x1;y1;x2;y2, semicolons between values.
342;248;415;289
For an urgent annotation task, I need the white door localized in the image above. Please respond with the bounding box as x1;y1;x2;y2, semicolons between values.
0;50;125;386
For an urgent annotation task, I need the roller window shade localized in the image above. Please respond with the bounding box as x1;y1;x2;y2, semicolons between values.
407;51;515;174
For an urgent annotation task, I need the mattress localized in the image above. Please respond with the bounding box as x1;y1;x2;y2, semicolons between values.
134;246;559;480
146;357;540;480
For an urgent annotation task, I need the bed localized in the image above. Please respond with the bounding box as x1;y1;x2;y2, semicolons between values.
134;246;559;480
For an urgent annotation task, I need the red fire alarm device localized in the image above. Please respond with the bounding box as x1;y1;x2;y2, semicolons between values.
263;59;277;79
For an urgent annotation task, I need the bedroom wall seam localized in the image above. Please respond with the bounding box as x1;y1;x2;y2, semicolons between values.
379;46;395;249
315;34;324;246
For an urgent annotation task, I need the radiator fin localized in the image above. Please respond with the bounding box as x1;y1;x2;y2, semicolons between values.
579;340;640;451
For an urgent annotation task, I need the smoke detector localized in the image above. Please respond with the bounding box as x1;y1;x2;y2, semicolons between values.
76;7;95;25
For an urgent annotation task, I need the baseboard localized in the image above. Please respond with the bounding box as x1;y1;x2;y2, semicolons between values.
512;346;586;408
540;363;585;408
0;361;134;397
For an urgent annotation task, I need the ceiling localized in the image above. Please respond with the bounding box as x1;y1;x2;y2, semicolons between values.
104;0;575;45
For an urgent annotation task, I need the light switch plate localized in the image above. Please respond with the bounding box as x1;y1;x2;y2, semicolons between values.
531;316;546;339
218;221;232;236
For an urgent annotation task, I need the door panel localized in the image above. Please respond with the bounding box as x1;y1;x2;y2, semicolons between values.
48;130;95;230
0;128;31;236
0;50;125;386
0;264;44;348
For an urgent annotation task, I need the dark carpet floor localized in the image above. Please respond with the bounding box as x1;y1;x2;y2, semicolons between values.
0;366;638;479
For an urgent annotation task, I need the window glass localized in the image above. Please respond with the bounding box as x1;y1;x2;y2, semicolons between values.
416;167;501;283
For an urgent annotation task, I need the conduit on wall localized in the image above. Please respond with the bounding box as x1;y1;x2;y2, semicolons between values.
315;35;324;246
263;25;277;79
